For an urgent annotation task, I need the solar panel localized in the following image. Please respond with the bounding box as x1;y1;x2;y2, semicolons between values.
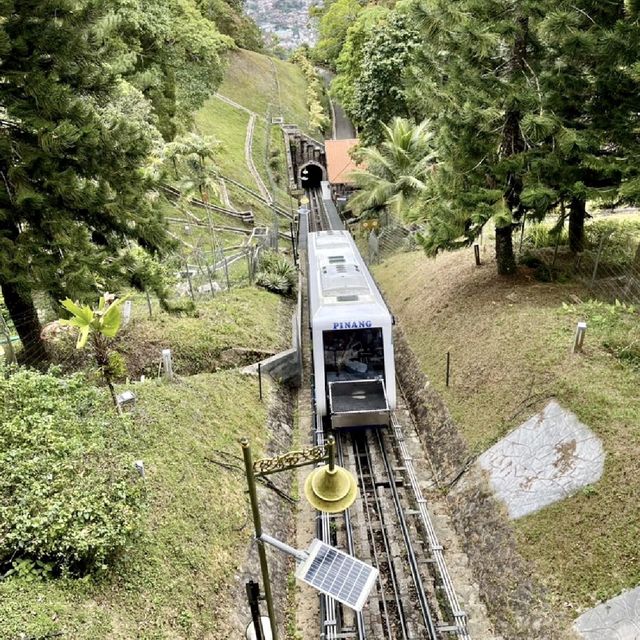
296;539;378;612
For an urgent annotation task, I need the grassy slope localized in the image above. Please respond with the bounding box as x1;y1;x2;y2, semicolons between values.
120;288;284;376
374;248;640;613
219;49;311;131
2;287;285;638
203;48;312;214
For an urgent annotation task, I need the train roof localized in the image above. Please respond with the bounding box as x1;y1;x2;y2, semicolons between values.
308;230;391;326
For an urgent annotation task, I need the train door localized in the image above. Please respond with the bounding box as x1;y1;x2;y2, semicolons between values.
322;327;390;428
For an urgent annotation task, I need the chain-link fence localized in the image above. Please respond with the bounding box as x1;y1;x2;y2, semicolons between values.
351;205;640;307
516;216;640;305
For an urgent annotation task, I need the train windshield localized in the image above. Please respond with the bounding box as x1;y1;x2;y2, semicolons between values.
323;328;385;383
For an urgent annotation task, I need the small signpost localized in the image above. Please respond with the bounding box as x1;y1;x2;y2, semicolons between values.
573;322;587;353
162;348;174;380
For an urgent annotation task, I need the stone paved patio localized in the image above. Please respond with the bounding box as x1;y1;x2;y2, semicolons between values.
478;400;605;519
574;586;640;639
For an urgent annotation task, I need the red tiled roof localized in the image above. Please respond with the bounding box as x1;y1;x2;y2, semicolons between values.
325;139;365;185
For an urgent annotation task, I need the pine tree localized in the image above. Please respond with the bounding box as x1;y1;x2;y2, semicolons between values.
408;0;547;275
535;2;640;252
0;0;169;364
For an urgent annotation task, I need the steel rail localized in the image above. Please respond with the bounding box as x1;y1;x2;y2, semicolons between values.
336;436;367;640
353;433;407;640
389;410;471;639
376;429;440;639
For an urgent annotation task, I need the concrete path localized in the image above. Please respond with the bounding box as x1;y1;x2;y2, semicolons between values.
574;586;640;639
214;93;273;204
317;69;356;140
478;400;605;519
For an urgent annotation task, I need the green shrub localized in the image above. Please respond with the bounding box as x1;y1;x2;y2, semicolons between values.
255;251;297;296
585;219;640;269
0;366;142;576
524;222;568;249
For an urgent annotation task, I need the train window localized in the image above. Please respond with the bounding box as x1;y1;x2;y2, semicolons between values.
323;328;385;383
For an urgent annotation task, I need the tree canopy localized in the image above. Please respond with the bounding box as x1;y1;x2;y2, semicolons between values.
0;0;237;363
320;0;640;275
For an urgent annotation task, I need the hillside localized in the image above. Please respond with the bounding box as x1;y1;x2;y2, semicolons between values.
0;288;289;638
374;247;640;615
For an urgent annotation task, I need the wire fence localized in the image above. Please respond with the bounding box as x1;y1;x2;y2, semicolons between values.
352;205;640;307
516;217;640;306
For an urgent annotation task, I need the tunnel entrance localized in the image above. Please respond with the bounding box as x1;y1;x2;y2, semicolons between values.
299;162;326;190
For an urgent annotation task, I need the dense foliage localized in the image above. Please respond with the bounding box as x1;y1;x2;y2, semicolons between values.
290;48;330;132
0;366;142;576
0;0;245;363
318;0;640;274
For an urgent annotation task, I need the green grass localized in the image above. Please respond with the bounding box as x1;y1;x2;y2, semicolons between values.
374;248;640;613
220;49;313;133
119;287;286;377
0;370;271;639
194;97;250;185
194;48;312;218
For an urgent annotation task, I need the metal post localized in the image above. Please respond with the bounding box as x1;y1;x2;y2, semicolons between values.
185;262;195;302
474;245;481;267
573;322;587;353
446;351;451;387
145;289;153;318
241;439;279;640
246;581;264;640
290;223;297;267
220;246;231;290
258;362;263;401
326;435;336;472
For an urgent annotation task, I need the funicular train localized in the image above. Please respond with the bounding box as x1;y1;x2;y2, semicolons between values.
308;230;396;428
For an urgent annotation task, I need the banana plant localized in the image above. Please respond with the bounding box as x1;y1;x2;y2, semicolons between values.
59;294;128;408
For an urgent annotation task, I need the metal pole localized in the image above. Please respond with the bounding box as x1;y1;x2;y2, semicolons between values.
241;439;279;640
474;244;481;267
326;435;335;472
290;223;297;267
246;581;264;640
145;289;153;318
258;362;263;401
185;262;195;302
446;351;450;387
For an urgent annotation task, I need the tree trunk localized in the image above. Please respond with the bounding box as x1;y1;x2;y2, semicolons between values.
496;224;517;275
569;197;587;253
0;281;48;366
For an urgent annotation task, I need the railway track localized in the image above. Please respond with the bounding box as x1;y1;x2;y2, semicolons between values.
307;187;330;232
306;188;471;640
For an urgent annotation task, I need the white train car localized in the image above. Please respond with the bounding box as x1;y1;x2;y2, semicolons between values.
308;230;396;428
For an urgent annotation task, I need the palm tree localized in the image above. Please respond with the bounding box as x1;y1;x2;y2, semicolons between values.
347;117;436;221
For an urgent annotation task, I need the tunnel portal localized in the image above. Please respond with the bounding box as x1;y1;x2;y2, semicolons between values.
299;162;326;190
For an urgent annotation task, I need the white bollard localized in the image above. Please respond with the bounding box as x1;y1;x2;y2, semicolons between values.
122;300;132;326
573;321;587;353
162;348;174;380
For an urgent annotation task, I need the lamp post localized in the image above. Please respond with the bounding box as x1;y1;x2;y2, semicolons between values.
240;435;357;640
